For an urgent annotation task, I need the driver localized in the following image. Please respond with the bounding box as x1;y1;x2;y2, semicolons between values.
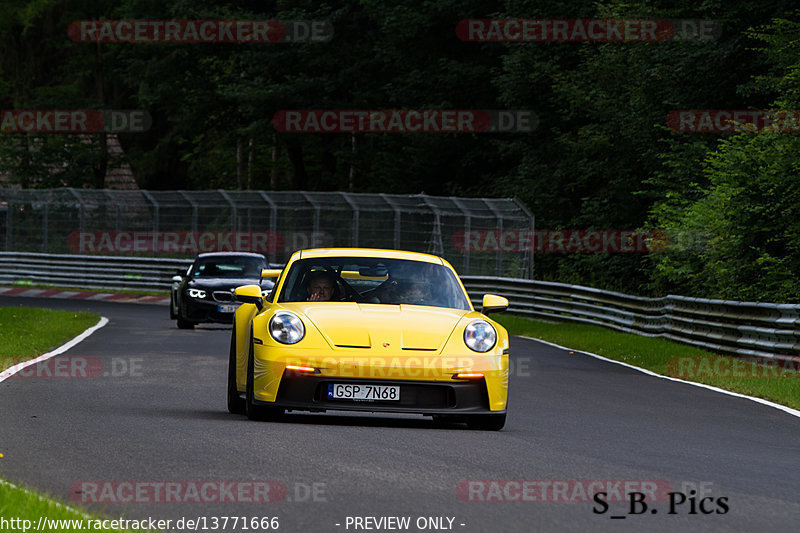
305;271;339;301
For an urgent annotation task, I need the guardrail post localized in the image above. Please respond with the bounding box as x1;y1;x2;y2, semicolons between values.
218;189;237;232
381;194;402;250
3;202;11;251
141;190;159;256
512;197;535;280
451;197;471;276
67;188;86;234
42;203;48;253
418;194;443;256
339;192;359;247
257;192;279;265
482;199;504;277
179;190;198;233
301;192;321;246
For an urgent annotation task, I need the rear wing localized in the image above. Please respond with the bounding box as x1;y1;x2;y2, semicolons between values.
261;268;283;282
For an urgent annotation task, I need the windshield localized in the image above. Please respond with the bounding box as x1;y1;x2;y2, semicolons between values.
278;257;470;310
191;256;265;279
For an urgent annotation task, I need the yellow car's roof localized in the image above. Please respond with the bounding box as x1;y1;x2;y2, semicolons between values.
293;248;445;265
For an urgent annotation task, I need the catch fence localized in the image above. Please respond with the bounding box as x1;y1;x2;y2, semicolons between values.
0;188;535;278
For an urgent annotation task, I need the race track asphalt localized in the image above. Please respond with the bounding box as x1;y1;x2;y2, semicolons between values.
1;295;799;533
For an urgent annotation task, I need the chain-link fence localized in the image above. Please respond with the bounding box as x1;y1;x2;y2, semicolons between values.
0;188;535;278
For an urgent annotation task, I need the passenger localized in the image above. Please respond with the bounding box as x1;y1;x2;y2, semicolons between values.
305;271;339;301
391;280;431;305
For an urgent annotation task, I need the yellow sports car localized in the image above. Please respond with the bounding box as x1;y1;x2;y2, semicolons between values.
227;248;510;430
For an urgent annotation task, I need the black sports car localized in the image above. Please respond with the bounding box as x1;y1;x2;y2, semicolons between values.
170;252;275;329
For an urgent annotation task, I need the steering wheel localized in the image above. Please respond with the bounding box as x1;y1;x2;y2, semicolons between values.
334;272;364;302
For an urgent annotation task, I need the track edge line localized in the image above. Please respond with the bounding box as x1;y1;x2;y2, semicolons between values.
518;335;800;420
0;316;109;383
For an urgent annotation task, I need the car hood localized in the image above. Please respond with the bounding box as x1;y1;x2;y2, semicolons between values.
299;303;469;352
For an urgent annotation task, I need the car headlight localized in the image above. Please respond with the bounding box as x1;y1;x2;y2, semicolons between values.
187;288;206;299
463;320;497;353
269;311;305;344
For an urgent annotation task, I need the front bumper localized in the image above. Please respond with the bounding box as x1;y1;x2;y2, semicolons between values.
182;299;238;324
248;340;510;412
253;375;499;415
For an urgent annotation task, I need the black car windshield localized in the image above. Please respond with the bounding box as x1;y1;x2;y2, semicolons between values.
192;256;265;278
278;257;470;310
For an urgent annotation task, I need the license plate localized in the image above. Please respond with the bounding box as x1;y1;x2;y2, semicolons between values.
327;383;400;401
217;304;238;313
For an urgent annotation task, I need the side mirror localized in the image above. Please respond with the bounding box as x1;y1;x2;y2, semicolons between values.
481;294;508;315
235;285;264;310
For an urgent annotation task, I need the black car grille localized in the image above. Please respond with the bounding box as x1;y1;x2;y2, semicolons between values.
212;290;234;302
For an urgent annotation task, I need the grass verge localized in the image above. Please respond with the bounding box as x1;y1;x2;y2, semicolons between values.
496;314;800;411
1;309;134;531
0;479;130;532
0;307;99;370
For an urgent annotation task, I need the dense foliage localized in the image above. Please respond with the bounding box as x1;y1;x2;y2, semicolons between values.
1;0;799;301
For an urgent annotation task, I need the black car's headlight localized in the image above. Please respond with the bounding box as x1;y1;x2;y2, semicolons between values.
464;320;497;353
187;288;206;299
269;311;305;344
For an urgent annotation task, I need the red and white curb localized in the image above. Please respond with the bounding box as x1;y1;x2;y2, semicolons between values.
0;287;169;305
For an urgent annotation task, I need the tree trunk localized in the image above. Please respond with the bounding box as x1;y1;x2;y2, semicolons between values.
349;133;356;191
271;133;279;189
236;137;243;190
246;136;253;189
93;41;107;189
286;140;308;189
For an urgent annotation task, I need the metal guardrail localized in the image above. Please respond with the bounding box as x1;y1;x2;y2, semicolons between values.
1;252;798;362
0;252;192;292
461;276;800;363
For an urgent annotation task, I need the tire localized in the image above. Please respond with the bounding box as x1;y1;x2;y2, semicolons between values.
245;331;283;421
227;319;245;414
176;316;195;329
466;413;506;431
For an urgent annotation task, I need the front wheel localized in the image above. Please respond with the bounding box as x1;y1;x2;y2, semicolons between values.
466;413;506;431
245;333;283;421
227;320;245;414
169;291;178;319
